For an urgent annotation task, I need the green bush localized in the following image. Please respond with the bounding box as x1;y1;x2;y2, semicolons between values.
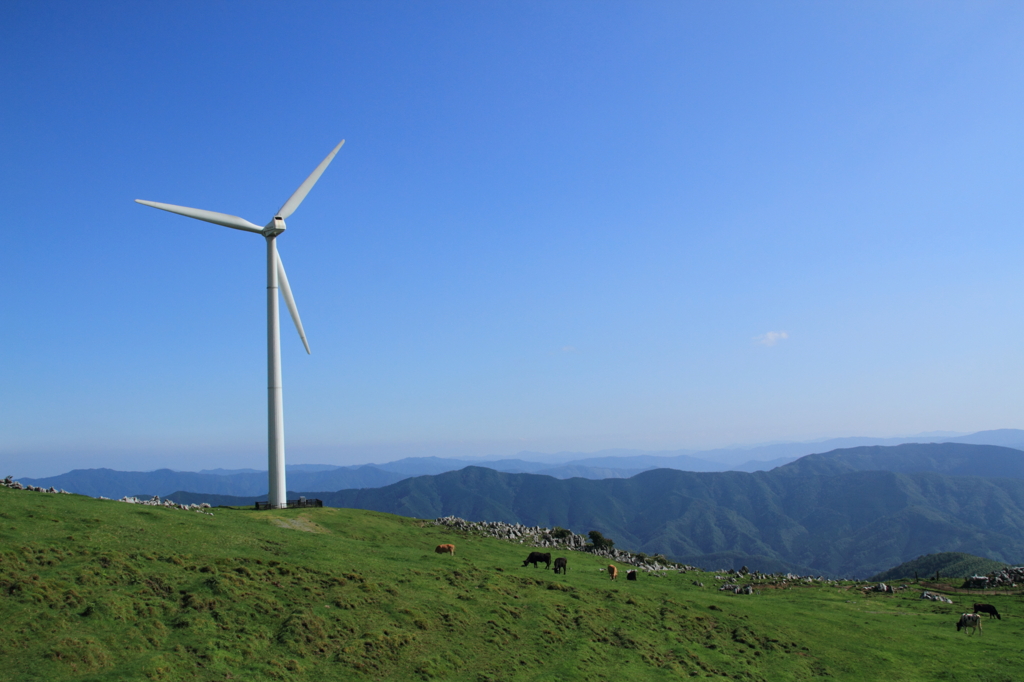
588;530;614;550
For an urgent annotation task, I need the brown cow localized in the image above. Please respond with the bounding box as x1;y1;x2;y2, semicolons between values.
608;564;618;580
435;544;455;556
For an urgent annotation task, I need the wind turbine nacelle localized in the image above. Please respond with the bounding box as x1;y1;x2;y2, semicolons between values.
264;216;287;236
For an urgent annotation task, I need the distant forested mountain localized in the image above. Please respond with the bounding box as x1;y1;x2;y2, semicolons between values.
19;466;407;499
24;433;1024;500
21;462;658;498
138;443;1024;577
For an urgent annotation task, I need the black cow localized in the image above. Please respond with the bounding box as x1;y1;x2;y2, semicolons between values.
553;557;568;574
974;603;1001;620
626;570;637;581
522;552;551;569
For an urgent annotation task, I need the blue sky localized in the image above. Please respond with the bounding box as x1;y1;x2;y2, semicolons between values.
3;2;1024;476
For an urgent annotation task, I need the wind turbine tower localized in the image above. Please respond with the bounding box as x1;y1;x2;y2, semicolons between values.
136;140;344;508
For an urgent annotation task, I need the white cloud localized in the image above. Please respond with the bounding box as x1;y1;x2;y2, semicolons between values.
754;331;789;347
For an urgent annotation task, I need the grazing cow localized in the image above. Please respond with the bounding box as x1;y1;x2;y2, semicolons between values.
626;570;637;581
974;603;1001;620
608;565;618;580
956;613;983;635
553;557;568;574
435;544;455;556
522;552;551;569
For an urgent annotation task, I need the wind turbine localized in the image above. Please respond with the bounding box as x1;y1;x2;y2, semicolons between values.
136;140;344;509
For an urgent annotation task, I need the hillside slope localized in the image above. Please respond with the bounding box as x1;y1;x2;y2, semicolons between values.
1;487;1022;681
869;553;1010;583
40;443;1024;578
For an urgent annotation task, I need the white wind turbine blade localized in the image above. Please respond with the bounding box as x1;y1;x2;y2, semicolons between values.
276;252;310;354
135;199;264;233
276;140;345;219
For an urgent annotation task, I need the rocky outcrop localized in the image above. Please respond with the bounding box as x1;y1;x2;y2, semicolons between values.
720;583;756;594
114;495;214;516
921;591;954;603
432;515;698;573
3;475;70;494
961;566;1024;589
4;475;213;516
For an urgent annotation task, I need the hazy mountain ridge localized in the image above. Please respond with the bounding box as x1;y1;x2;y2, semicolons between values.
775;442;1024;479
22;429;1024;501
19;466;407;499
20;461;654;499
513;429;1024;468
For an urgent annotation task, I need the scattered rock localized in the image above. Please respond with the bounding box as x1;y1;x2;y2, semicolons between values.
961;567;1023;590
921;591;954;604
4;475;70;494
1;477;213;516
431;516;698;572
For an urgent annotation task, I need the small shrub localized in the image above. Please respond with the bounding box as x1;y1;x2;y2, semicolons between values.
588;531;614;550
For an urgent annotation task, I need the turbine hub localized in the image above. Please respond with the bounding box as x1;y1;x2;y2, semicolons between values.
264;216;287;236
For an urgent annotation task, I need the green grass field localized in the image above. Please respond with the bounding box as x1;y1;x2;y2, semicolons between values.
1;487;1022;681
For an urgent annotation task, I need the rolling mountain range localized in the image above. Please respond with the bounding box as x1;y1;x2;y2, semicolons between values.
509;428;1024;468
23;429;1024;499
19;465;409;499
19;461;657;500
14;453;738;499
167;442;1024;578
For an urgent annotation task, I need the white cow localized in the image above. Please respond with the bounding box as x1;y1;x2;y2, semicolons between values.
956;613;982;635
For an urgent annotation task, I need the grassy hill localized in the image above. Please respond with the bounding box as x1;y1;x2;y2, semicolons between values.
870;553;1010;583
2;487;1024;681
